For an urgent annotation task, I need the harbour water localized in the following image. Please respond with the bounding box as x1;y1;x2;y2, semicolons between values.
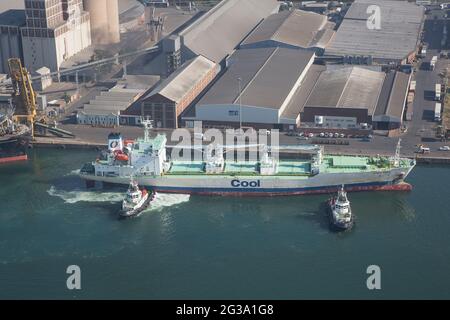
0;148;450;299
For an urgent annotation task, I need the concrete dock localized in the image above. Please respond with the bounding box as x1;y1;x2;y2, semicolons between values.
31;135;450;165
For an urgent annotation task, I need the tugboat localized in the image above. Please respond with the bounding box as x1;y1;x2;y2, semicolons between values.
119;179;154;219
328;185;354;231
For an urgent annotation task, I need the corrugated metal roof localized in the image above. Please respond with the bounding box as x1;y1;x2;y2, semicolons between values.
81;109;120;116
375;71;410;119
305;66;385;115
144;55;217;104
83;87;144;114
197;47;315;110
326;0;424;61
241;9;332;49
281;64;326;120
310;28;335;49
180;0;279;62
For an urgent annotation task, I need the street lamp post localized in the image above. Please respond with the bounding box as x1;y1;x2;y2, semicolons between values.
238;77;242;130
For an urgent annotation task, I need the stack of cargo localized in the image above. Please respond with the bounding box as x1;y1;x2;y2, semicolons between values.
406;80;416;121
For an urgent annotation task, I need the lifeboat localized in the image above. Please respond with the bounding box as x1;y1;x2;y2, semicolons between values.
114;150;129;162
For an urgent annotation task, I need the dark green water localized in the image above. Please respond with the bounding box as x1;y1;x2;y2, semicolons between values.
0;148;449;299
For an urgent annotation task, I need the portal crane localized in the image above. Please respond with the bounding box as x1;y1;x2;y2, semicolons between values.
7;58;37;137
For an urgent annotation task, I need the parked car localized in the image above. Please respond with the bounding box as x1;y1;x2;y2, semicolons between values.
439;146;450;151
417;145;430;153
334;133;340;138
297;136;309;140
340;133;346;138
319;132;325;137
298;132;304;137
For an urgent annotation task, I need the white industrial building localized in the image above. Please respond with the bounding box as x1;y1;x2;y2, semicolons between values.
21;0;92;72
184;47;316;130
77;86;143;127
77;75;159;127
32;67;52;91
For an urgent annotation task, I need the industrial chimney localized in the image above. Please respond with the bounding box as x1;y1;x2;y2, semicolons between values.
83;0;120;45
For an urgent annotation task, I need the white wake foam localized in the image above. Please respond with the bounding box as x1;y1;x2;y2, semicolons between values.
64;169;81;176
47;186;190;210
146;192;190;212
47;186;123;204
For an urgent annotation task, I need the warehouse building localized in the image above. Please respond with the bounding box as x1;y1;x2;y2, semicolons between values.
138;55;218;128
302;67;385;129
300;66;411;131
178;0;279;63
325;0;424;65
77;87;143;127
77;76;160;127
153;0;279;77
184;47;315;129
240;9;335;54
372;71;411;130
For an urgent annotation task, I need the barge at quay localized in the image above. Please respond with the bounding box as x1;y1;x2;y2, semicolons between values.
0;109;30;164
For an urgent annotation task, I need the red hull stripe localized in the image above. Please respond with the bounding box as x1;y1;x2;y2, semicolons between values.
0;154;28;164
151;183;413;197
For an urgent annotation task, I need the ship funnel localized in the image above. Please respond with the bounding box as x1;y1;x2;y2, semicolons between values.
108;132;123;152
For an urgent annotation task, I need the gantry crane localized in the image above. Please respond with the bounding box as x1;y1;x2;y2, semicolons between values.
8;58;37;137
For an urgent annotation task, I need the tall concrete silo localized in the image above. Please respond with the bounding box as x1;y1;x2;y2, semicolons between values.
106;0;120;44
83;0;120;45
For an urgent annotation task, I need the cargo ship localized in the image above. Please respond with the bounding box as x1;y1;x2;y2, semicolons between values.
0;110;30;164
79;122;416;196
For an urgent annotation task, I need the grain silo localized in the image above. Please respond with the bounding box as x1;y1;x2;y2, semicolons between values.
83;0;120;44
106;0;120;44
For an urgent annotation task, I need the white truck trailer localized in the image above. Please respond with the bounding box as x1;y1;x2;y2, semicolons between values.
435;102;442;122
436;83;441;101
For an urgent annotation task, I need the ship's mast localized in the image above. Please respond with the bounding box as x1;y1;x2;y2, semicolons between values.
393;138;401;167
141;117;153;142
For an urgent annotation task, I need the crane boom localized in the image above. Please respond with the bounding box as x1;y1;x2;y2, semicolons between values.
7;58;37;137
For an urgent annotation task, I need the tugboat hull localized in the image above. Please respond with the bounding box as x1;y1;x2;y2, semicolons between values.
119;192;155;219
328;198;354;232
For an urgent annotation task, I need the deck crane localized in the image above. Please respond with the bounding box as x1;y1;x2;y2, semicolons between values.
7;58;37;138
